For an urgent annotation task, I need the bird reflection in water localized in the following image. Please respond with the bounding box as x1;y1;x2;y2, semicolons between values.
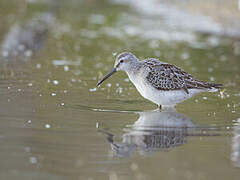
98;109;219;157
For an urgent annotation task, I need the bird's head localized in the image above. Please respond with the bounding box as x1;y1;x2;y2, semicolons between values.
96;52;137;87
114;52;137;71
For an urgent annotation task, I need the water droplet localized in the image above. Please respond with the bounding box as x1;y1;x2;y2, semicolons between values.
210;77;215;81
96;122;99;128
71;78;76;82
51;93;56;96
64;65;69;71
89;88;97;92
219;91;225;99
116;87;123;94
112;52;117;56
45;124;51;128
53;80;59;85
106;83;112;87
36;64;41;69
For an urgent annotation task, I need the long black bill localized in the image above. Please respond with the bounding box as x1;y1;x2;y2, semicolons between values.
96;68;116;87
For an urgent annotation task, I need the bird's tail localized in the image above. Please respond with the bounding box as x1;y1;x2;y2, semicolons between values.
207;82;223;92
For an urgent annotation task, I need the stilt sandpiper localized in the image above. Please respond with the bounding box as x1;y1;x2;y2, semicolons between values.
96;52;223;109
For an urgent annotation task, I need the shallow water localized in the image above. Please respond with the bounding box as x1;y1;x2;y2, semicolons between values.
0;0;240;180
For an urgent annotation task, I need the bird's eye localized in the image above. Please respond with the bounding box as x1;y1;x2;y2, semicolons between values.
120;60;124;63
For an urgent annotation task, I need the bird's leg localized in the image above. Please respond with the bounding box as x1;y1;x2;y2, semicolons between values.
158;105;162;110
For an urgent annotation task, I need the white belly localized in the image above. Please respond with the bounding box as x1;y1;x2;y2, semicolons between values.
130;76;205;106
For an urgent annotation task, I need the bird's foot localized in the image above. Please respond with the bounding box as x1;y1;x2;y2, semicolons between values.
156;104;177;112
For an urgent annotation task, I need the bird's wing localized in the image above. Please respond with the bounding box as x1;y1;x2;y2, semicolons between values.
145;62;211;94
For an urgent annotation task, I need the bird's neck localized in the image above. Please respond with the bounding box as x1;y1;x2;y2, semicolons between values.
125;61;142;79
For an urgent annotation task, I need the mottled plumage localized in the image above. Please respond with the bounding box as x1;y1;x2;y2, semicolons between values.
96;52;223;108
143;58;222;94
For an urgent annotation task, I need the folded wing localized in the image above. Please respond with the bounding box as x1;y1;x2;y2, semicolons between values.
145;62;222;94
